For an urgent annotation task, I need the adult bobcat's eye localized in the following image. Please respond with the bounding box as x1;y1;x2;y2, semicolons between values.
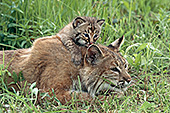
111;67;120;73
84;33;89;38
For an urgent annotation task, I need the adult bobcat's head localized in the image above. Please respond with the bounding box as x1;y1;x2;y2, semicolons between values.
72;16;105;46
80;36;131;97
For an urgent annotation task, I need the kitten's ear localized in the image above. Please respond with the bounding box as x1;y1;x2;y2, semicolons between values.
108;36;124;51
72;17;86;29
85;44;103;65
97;19;105;26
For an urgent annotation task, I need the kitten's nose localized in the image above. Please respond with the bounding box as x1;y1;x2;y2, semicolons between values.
90;37;95;44
88;42;93;46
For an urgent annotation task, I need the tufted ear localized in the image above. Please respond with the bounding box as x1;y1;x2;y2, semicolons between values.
72;17;86;29
97;19;105;26
85;44;103;65
108;36;124;51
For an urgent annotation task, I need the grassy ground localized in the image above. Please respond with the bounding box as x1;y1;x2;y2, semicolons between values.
0;0;170;112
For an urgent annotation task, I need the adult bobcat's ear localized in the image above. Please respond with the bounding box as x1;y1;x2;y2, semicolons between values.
73;17;86;29
97;19;105;26
85;44;103;65
108;36;124;51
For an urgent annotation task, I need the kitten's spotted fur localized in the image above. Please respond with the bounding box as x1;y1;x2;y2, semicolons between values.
57;16;105;65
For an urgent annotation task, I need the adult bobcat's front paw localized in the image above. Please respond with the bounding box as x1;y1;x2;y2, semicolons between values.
71;52;82;66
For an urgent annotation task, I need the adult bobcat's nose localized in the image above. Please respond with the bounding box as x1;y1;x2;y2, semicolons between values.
123;77;131;83
121;71;131;83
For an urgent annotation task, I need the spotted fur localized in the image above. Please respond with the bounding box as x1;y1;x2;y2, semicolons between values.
57;16;105;65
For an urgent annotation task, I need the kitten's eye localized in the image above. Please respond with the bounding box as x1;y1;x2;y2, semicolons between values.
93;34;98;39
84;33;89;38
125;64;128;69
111;67;120;73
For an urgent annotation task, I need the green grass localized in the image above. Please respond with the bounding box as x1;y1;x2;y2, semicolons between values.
0;0;170;112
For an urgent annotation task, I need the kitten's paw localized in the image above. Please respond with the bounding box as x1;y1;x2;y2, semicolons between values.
71;53;82;66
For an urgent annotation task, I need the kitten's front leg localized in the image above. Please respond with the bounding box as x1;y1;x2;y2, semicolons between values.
70;48;82;66
63;39;82;66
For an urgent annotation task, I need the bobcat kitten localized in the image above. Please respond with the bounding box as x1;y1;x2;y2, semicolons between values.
56;16;105;65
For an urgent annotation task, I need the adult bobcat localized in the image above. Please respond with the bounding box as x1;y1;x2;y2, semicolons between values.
57;16;105;65
0;36;131;104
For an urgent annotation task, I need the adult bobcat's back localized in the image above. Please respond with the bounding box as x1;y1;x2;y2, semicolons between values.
0;49;30;69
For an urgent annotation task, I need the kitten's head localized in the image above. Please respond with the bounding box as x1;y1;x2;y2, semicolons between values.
80;36;131;97
72;16;105;46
